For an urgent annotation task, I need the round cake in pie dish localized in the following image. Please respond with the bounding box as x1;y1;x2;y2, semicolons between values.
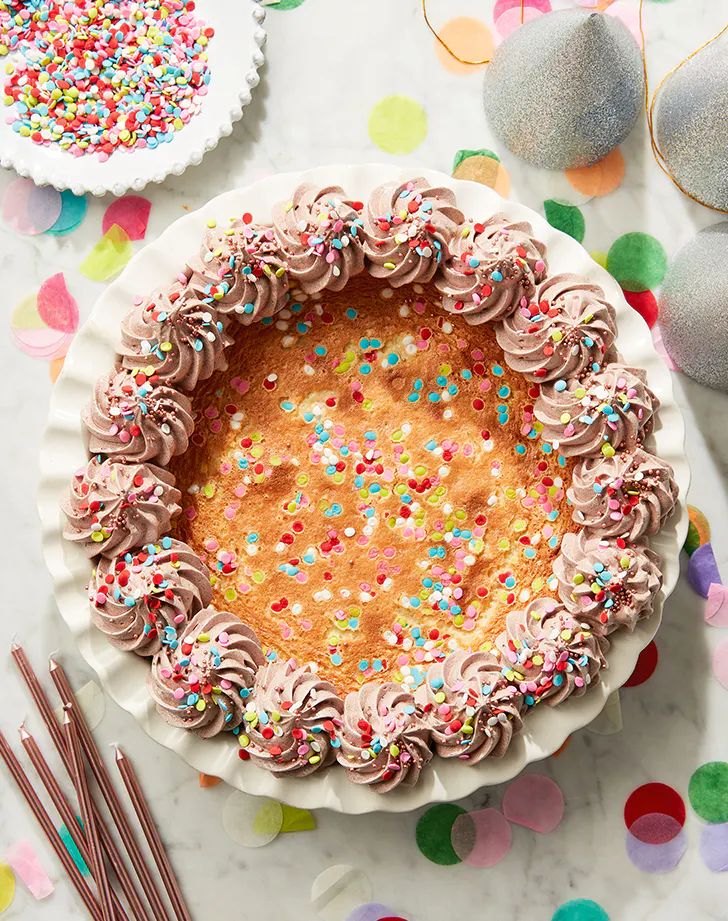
39;165;689;813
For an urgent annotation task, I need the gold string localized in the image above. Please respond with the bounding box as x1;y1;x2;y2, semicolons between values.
639;0;728;213
421;0;525;66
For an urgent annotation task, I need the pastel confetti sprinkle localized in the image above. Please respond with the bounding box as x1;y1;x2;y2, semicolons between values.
452;149;510;197
433;17;493;74
705;583;728;628
11;292;73;361
280;804;316;833
690;762;728;824
198;773;222;788
37;273;79;334
221;791;283;848
59;823;90;877
80;224;133;281
2;178;62;235
502;773;564;833
416;803;466;865
4;840;53;900
552;900;609;921
368;95;427;155
607;233;667;292
699;823;728;872
494;2;545;38
625;824;687;873
0;864;14;912
310;865;372;921
450;808;512;868
102;196;152;242
46;190;88;236
543;200;585;243
565;148;625;198
687;542;722;599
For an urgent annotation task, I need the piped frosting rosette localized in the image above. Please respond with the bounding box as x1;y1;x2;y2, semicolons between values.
535;363;658;458
437;215;547;323
240;659;343;777
416;651;523;763
119;285;232;391
552;531;662;634
568;448;678;541
496;598;609;707
88;537;212;656
337;683;433;793
83;368;194;465
496;274;617;382
186;221;289;323
62;456;181;558
363;178;464;286
272;184;365;293
149;606;264;738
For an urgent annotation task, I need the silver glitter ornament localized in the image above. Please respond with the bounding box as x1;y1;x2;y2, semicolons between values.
653;37;728;211
659;222;728;393
482;10;644;170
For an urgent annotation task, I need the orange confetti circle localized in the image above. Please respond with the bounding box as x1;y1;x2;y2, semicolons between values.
566;148;626;197
433;17;494;74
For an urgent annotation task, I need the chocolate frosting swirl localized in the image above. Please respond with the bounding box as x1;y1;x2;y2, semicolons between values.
337;683;433;793
62;456;181;558
363;178;464;286
497;598;608;707
83;369;194;466
89;537;212;656
437;215;547;323
416;651;523;763
272;184;365;293
496;274;617;382
149;606;264;738
535;363;658;458
569;448;678;541
119;286;232;391
187;221;289;324
242;659;343;777
552;531;662;633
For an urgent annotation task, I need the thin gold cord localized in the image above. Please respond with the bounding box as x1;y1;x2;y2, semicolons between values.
421;0;525;66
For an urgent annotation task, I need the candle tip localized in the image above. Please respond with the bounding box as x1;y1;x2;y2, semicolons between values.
18;725;30;741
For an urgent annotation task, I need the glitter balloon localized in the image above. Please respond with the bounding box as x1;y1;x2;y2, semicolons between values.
653;37;728;211
482;10;644;169
658;222;728;392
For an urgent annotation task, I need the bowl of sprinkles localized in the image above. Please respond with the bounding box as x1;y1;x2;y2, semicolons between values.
0;0;265;195
38;164;689;813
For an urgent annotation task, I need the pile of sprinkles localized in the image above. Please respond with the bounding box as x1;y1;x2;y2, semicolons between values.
63;176;677;793
1;0;213;158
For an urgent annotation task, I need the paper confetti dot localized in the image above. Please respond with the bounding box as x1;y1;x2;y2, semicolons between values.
590;250;608;269
267;0;306;8
37;273;79;334
54;680;105;730
690;763;728;824
415;803;466;865
706;583;728;628
494;4;545;38
433;17;494;74
687;542;722;599
452;151;510;197
700;823;728;872
502;773;565;833
2;178;62;235
280;804;316;833
311;865;372;921
49;356;65;383
4;840;53;900
628;812;682;846
624;783;685;830
688;506;711;548
222;791;283;848
451;808;512;867
11;293;73;361
712;638;728;691
544;200;585;243
80;225;133;282
0;864;14;912
552;899;609;921
198;773;222;788
59;824;90;877
622;289;658;329
626;826;687;873
566;148;625;197
623;641;658;688
368;96;427;155
346;904;394;921
46;190;88;236
607;233;667;292
102;196;152;242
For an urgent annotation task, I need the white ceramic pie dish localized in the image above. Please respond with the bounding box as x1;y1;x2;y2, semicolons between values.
0;1;266;197
37;164;689;813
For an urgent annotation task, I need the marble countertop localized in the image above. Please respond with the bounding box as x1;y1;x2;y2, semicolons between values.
1;1;727;918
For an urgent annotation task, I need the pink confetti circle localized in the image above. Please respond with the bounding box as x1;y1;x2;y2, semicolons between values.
37;273;79;334
494;5;543;38
626;827;687;873
502;773;565;833
712;638;728;691
2;178;62;235
451;808;512;867
102;196;152;242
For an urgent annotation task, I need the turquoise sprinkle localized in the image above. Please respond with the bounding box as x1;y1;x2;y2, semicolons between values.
387;353;399;365
360;363;371;374
346;308;358;319
314;345;327;356
492;364;504;376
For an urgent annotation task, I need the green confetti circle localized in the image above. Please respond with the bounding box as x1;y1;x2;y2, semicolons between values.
453;148;500;171
552;899;610;921
267;0;306;9
544;200;585;243
689;762;728;823
683;520;701;556
415;803;466;865
606;232;667;292
368;96;427;155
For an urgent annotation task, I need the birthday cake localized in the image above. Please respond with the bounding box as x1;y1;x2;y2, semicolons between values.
63;178;678;793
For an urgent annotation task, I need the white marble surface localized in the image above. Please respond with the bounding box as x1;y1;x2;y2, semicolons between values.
1;1;727;918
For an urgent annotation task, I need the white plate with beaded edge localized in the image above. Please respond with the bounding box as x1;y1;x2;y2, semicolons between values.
37;164;689;813
0;1;266;197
